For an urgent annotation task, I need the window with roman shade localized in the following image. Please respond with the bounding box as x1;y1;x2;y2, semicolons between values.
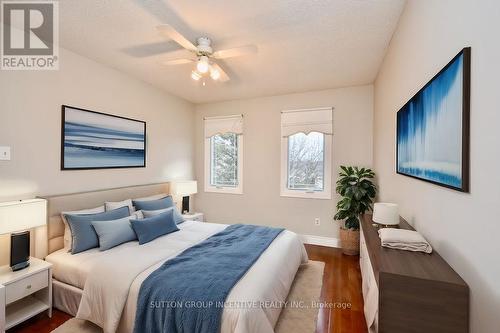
204;115;243;194
280;107;333;199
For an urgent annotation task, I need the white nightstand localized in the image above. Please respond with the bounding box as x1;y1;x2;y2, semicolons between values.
0;258;52;332
182;212;204;222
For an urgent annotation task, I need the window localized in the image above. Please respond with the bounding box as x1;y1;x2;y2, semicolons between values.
281;108;332;199
210;133;239;187
204;115;243;194
287;132;325;191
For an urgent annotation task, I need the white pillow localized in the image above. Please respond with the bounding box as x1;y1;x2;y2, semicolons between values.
61;205;105;250
105;199;135;213
132;193;168;202
130;210;144;220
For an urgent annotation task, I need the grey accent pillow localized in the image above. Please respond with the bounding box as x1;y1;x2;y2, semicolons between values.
64;206;130;254
142;206;185;224
92;216;137;251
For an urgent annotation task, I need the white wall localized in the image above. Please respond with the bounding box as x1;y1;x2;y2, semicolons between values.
194;86;373;239
374;1;500;332
0;47;195;265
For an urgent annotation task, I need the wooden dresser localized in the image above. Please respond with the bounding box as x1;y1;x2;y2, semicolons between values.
359;214;469;333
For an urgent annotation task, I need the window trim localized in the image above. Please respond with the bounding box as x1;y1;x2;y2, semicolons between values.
204;134;243;194
280;132;332;200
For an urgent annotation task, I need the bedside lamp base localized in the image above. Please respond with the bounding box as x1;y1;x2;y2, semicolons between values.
11;261;30;272
10;230;30;272
182;196;190;214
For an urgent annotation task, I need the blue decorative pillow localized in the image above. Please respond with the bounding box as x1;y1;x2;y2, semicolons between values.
92;216;137;251
142;207;185;225
130;210;179;245
64;206;130;254
132;196;174;211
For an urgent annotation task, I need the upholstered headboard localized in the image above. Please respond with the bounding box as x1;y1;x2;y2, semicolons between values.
37;182;171;257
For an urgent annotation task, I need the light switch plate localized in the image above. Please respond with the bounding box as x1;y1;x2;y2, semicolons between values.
0;146;11;160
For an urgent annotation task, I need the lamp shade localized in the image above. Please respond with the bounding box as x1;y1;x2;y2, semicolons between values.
0;199;47;235
372;203;399;226
171;181;198;196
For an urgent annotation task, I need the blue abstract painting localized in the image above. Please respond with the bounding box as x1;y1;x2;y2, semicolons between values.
397;49;469;191
62;106;146;169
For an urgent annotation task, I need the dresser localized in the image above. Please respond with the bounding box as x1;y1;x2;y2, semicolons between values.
360;214;469;333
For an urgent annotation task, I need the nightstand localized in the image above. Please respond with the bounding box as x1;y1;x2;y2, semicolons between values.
0;257;52;332
182;212;204;222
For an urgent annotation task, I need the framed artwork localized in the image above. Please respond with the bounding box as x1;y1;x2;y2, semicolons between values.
61;105;146;170
396;47;470;192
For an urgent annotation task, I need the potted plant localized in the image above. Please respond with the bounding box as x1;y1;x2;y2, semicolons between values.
334;166;376;255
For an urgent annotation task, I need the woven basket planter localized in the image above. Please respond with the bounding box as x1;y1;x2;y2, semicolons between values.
339;228;360;256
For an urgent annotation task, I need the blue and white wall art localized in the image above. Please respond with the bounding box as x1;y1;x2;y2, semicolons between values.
397;48;470;191
62;106;146;169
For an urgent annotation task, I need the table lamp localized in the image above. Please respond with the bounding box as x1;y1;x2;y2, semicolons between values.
0;199;47;271
372;202;399;227
171;181;198;214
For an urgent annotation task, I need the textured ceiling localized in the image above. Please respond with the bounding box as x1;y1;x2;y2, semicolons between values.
58;0;406;103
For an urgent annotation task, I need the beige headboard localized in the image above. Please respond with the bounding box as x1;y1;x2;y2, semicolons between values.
37;182;171;258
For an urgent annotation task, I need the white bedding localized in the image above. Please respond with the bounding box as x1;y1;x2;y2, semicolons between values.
46;247;104;289
46;220;215;289
46;234;155;289
51;221;308;333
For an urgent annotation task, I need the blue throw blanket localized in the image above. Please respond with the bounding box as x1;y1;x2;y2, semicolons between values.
133;224;284;333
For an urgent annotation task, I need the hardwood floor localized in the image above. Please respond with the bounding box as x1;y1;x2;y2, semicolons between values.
6;309;72;333
7;245;367;333
306;245;368;333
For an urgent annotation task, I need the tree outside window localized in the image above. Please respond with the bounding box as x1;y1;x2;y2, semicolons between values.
210;133;239;187
287;132;324;191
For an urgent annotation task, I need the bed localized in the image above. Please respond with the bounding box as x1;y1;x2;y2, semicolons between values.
40;183;308;333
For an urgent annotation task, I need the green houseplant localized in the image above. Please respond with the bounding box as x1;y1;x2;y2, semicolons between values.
334;166;376;255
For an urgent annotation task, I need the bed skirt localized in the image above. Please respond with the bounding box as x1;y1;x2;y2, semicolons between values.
53;279;83;317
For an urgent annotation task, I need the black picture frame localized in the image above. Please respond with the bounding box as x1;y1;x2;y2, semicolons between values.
396;47;470;192
61;105;147;170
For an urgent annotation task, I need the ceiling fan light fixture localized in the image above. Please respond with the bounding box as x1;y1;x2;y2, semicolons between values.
210;66;221;81
156;25;258;84
191;70;202;81
196;56;209;73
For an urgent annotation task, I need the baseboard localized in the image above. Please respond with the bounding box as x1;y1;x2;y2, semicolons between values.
301;234;340;248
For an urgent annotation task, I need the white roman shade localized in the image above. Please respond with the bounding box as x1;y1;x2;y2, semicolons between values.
204;115;243;138
281;107;333;137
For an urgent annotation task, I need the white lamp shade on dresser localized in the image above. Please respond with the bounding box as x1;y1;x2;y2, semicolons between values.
372;202;399;226
171;181;198;196
0;199;47;234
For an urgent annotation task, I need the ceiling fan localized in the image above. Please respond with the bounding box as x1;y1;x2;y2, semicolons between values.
157;24;258;83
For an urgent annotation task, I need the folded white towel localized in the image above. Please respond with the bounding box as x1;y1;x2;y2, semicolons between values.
378;228;433;254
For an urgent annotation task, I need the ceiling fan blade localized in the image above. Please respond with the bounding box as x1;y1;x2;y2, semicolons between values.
161;58;194;65
157;24;197;52
213;45;258;59
212;63;230;82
